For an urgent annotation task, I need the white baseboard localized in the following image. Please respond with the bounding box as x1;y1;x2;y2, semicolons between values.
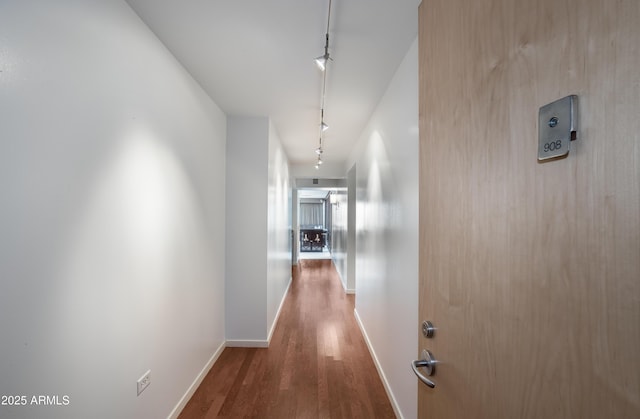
169;277;293;417
167;340;226;419
336;265;355;294
225;339;269;348
331;259;355;295
268;276;292;343
228;276;292;349
354;309;404;419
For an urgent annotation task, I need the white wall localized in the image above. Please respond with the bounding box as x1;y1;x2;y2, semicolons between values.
225;117;291;345
266;122;292;338
0;1;226;419
291;188;299;264
347;164;357;292
348;39;419;419
330;190;350;292
225;117;269;342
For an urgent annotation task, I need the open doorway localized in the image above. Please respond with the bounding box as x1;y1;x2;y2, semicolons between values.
293;178;347;261
293;177;352;292
298;189;331;259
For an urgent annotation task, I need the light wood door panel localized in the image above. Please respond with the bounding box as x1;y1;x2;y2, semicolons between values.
418;0;640;418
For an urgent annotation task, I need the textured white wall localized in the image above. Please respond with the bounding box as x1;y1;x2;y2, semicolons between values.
266;122;292;337
0;1;226;418
225;117;269;342
348;39;419;419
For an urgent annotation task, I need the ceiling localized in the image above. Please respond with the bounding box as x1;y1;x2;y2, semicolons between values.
298;189;331;200
125;0;419;170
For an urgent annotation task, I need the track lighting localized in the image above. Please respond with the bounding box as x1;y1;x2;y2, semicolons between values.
313;0;333;169
320;109;329;131
315;52;330;71
315;31;331;71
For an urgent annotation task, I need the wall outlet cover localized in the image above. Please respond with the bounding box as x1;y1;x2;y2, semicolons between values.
137;370;151;396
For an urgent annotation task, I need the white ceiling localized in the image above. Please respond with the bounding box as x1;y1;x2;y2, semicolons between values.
125;0;419;169
298;188;331;200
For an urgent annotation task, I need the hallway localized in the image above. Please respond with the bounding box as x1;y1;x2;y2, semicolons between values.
178;260;396;418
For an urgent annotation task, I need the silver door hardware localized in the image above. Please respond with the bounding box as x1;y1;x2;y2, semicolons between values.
538;95;578;162
411;349;437;388
422;320;435;338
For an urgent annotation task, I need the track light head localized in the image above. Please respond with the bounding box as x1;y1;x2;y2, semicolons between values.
321;121;329;131
314;52;330;71
315;147;323;155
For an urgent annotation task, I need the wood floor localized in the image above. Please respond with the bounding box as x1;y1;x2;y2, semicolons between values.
178;259;396;419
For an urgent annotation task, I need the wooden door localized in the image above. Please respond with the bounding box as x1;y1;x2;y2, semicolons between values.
418;0;640;418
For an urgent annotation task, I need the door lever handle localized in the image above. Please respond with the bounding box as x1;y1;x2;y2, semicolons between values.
411;349;437;388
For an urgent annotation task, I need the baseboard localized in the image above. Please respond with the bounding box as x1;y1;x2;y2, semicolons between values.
354;309;404;419
167;340;226;419
225;339;269;348
167;278;293;417
331;259;355;294
341;279;356;294
226;275;292;349
267;276;292;343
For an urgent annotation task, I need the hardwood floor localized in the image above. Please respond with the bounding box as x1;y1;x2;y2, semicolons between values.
178;259;396;419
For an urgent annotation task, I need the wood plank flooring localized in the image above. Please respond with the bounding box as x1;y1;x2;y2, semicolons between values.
178;259;396;419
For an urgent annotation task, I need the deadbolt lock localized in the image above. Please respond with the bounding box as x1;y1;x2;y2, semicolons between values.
422;320;435;338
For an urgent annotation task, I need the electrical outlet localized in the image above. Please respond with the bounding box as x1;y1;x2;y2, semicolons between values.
137;370;151;396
